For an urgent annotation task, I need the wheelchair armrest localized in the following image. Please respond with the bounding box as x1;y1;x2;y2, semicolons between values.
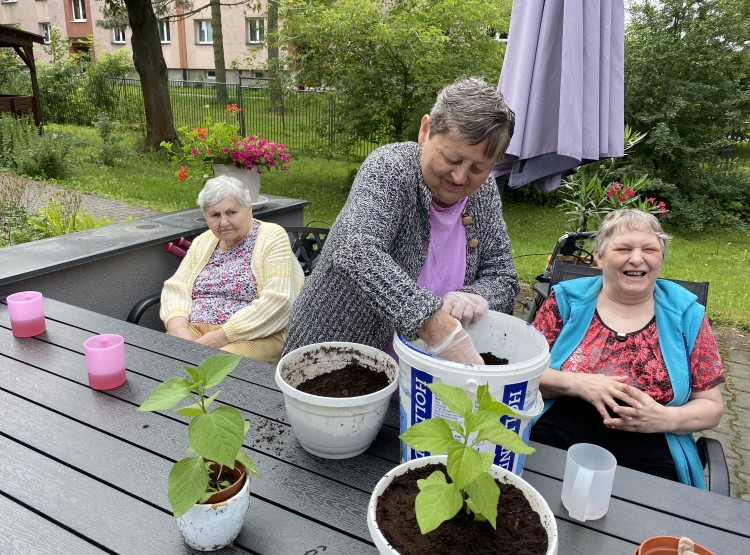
127;294;161;325
696;436;730;496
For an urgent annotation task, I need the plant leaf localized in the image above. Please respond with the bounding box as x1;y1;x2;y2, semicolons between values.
176;402;204;418
184;365;200;383
138;377;193;411
236;449;259;478
414;481;463;534
197;354;242;390
428;383;473;418
446;443;485;491
399;418;456;454
464;471;499;528
475;423;536;455
465;410;504;434
168;456;209;518
417;470;448;490
188;406;245;467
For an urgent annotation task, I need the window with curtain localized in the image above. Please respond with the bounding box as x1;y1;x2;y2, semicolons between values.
72;0;86;21
112;28;125;44
247;18;264;44
39;22;51;44
197;20;212;44
159;21;171;44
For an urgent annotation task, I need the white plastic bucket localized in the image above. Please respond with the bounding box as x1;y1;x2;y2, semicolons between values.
394;311;550;475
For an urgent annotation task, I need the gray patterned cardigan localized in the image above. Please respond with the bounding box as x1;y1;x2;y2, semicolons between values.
283;142;519;354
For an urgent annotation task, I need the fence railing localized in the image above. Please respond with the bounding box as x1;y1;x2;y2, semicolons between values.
36;74;375;158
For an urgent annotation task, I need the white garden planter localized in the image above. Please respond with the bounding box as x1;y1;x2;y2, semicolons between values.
212;163;261;203
176;472;251;551
275;342;399;459
367;455;559;555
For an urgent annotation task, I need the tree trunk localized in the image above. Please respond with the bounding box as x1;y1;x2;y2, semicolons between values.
211;0;229;104
122;0;177;148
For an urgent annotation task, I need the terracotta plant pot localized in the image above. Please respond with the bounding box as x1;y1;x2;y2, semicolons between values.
176;461;252;551
367;455;558;555
634;536;715;555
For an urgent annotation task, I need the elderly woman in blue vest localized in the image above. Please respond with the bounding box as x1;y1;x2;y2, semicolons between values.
283;77;519;364
530;209;725;488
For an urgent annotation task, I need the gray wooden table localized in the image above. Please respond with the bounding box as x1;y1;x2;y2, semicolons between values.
1;298;748;554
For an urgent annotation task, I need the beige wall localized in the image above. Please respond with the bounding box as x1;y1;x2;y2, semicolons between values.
0;0;270;80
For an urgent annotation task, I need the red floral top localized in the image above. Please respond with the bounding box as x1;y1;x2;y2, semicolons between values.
533;291;725;404
190;221;260;325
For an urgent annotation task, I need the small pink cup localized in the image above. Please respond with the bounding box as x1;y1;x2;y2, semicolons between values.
7;291;46;337
84;334;127;390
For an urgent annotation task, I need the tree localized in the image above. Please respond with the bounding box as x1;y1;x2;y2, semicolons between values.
624;0;750;230
277;0;512;147
100;0;177;148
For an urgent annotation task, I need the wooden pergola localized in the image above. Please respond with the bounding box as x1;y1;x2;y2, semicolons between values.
0;24;44;127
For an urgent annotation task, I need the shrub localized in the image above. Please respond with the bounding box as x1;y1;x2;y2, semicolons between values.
29;189;111;238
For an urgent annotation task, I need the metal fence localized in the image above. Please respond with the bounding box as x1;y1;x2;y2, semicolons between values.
38;74;375;159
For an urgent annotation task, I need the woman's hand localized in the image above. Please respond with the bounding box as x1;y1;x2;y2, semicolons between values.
194;328;230;349
539;370;636;421
441;291;489;327
418;310;483;365
604;385;724;435
166;317;197;341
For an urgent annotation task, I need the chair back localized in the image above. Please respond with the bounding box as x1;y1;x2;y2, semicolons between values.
550;261;709;307
285;226;329;276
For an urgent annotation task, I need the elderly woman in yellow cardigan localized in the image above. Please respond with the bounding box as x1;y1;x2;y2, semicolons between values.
160;175;304;363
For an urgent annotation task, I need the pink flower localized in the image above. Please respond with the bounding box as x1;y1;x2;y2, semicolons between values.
624;188;635;197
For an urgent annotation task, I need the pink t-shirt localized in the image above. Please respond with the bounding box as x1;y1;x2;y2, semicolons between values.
385;198;468;360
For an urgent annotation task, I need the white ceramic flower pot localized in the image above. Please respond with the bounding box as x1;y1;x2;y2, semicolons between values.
275;342;399;459
367;455;559;555
176;472;251;551
212;163;260;203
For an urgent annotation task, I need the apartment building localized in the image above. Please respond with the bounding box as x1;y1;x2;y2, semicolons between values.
0;0;270;83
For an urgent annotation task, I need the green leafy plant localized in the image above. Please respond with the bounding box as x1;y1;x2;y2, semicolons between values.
399;383;535;535
30;189;111;238
138;354;259;518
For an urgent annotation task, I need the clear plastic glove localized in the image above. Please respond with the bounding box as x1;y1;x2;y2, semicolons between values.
427;319;483;365
441;291;489;328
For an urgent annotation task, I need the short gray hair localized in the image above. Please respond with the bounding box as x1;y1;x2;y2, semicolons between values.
428;77;515;160
197;175;253;210
596;209;671;257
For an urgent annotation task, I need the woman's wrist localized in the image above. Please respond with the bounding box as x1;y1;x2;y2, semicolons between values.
418;309;458;346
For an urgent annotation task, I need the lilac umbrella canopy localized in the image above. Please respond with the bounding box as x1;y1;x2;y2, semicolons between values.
493;0;625;192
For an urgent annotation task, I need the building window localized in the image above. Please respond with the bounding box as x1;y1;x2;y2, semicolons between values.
1;0;19;4
39;23;51;44
206;70;216;80
72;0;86;22
112;28;126;44
159;20;171;44
196;20;212;44
246;18;264;44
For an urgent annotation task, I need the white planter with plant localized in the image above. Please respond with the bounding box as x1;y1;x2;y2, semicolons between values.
368;383;558;554
138;354;259;551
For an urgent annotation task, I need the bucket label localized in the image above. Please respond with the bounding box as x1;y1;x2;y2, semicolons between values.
406;367;434;460
494;381;528;471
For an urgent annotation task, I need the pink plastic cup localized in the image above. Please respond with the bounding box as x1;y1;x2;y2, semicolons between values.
84;334;127;390
6;291;46;338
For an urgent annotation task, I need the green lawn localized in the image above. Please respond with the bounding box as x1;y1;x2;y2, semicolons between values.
47;124;750;331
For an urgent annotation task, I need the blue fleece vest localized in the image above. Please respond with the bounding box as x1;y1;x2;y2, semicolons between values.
537;276;707;489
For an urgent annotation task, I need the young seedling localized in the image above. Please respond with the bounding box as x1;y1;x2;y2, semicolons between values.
138;353;259;517
399;383;535;534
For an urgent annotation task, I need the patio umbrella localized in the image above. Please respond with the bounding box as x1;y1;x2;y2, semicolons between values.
493;0;625;192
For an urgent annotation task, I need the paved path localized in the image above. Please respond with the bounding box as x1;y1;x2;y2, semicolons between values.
14;181;750;502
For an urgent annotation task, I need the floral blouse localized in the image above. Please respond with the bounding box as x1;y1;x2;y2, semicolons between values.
533;291;725;404
190;221;260;325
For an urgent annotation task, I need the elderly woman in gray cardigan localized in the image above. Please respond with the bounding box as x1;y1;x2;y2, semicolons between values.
284;78;519;364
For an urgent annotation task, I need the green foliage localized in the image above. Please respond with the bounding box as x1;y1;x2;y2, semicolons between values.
399;384;534;534
94;112;125;166
557;127;673;232
138;354;259;518
29;189;111;238
277;0;513;147
624;0;750;232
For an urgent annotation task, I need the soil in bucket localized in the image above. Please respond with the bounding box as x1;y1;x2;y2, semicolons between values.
376;463;548;555
480;352;509;365
295;363;390;397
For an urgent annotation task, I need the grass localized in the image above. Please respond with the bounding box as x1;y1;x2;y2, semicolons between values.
42;124;750;331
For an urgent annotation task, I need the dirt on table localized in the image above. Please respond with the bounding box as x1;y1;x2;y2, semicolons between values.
295;363;390;397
